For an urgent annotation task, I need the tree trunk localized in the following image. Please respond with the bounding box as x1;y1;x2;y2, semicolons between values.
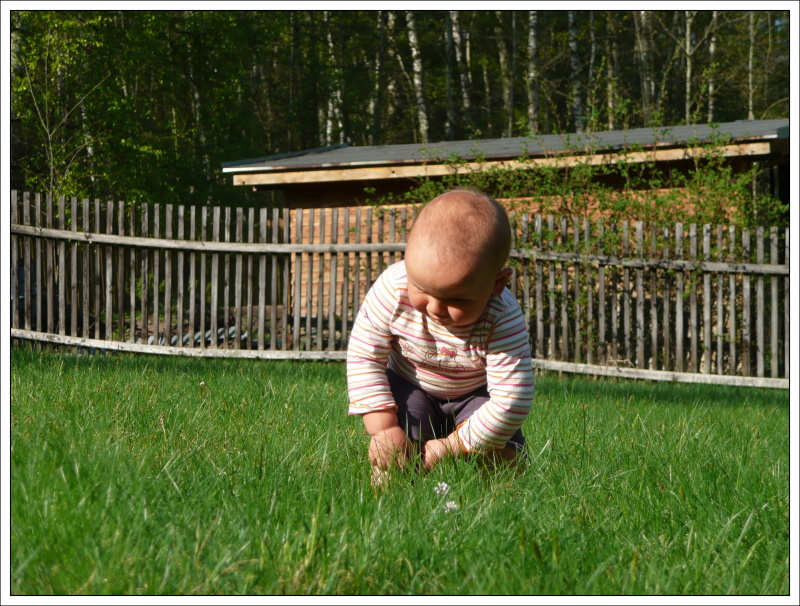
748;11;755;120
633;10;652;125
450;11;471;128
569;11;584;132
371;11;386;145
587;11;596;131
526;10;539;134
405;11;429;143
324;11;344;145
494;11;512;137
605;14;617;130
684;10;694;124
707;10;717;122
444;12;456;139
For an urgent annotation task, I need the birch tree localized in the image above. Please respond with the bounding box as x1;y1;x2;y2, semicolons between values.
707;10;717;122
494;11;512;136
405;10;429;143
633;10;653;124
569;11;584;131
444;11;456;139
450;11;471;129
526;10;539;134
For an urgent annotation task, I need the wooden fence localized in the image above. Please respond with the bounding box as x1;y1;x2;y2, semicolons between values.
9;191;789;388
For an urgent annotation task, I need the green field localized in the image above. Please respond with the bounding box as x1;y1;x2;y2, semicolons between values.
10;346;789;595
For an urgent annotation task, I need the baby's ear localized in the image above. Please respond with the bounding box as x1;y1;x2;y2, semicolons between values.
492;267;512;296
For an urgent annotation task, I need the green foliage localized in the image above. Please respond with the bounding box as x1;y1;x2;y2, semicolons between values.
363;128;786;231
9;10;790;210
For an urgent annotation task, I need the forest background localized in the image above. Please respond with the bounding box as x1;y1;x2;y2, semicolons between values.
8;8;793;214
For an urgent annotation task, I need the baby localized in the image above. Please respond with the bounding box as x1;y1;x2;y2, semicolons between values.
346;188;534;480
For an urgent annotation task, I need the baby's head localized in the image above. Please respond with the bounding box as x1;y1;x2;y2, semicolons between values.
404;189;512;327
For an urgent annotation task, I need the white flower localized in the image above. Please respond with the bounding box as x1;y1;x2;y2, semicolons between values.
200;381;206;387
434;482;450;496
443;500;459;513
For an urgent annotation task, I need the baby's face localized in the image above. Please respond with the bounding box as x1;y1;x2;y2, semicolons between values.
405;253;508;328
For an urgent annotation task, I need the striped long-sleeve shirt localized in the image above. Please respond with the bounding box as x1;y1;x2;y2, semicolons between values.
347;261;534;452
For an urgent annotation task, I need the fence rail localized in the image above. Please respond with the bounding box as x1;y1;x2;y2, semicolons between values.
9;191;789;388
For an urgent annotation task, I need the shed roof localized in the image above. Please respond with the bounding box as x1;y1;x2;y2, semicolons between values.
223;119;789;187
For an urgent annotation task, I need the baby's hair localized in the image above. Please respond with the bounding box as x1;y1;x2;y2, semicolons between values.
410;188;511;273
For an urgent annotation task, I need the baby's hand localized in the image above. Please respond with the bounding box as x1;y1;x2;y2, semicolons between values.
368;426;410;469
422;432;461;470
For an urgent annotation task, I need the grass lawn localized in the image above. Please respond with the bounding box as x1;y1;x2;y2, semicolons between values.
9;346;789;595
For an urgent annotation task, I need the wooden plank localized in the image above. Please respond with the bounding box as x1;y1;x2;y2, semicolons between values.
231;141;774;186
11;223;787;270
674;223;683;372
526;356;788;390
140;203;149;342
521;214;531;332
689;224;698;372
177;205;185;345
742;229;751;375
728;226;737;374
316;208;326;351
584;218;593;365
93;198;101;339
756;227;764;377
785;228;789;379
635;221;644;368
46;194;54;333
306;208;315;350
10;192;18;329
702;225;711;373
12;325;790;388
211;206;220;348
377;210;385;277
329;209;339;351
341;207;351;348
235;207;244;349
560;217;569;360
715;226;724;374
365;207;373;292
573;219;582;363
128;203;136;342
12;328;347;361
258;208;267;351
281;207;290;349
223;207;231;348
71;197;79;337
353;208;362;320
649;224;658;369
770;227;778;378
23;192;31;331
105;201;114;341
164;204;173;346
200;206;208;348
117;200;125;341
293;208;303;350
246;207;254;349
189;207;198;347
622;221;630;364
535;215;544;359
57;196;66;335
153;203;162;343
662;226;671;370
270;207;279;350
548;216;556;360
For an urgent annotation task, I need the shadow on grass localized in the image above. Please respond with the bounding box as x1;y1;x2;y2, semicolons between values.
533;370;788;409
10;344;786;410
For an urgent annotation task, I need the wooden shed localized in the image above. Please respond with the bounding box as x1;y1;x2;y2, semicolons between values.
222;119;790;208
